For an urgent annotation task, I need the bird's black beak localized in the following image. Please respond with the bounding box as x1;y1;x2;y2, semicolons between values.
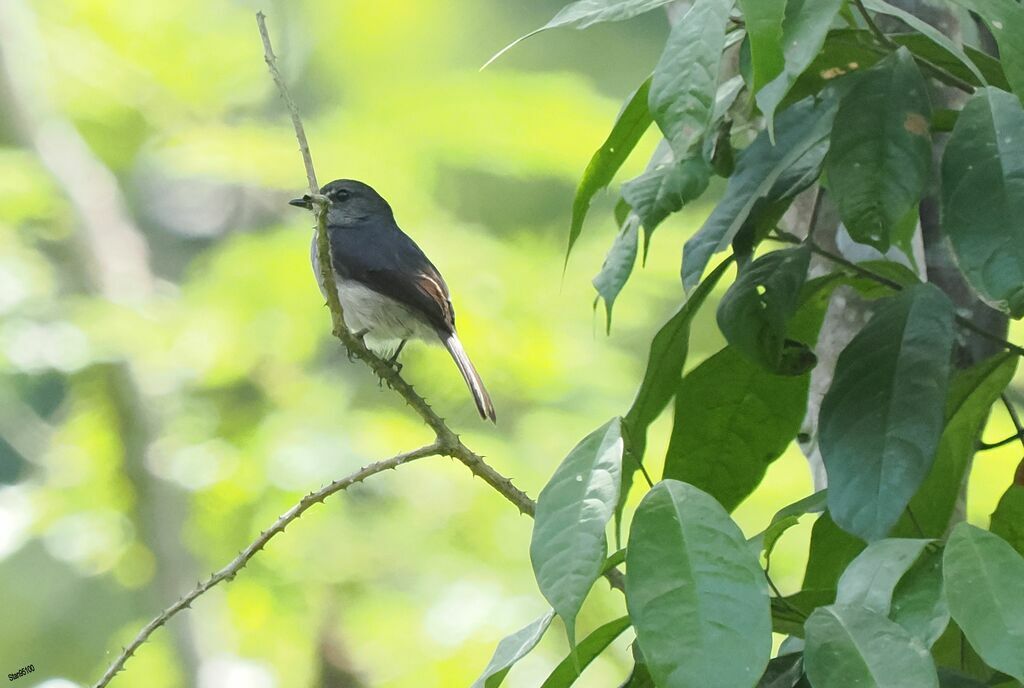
289;194;313;209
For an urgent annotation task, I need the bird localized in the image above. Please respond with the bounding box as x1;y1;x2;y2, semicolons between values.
289;179;496;422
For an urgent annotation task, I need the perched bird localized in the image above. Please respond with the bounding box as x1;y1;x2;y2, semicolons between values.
290;179;496;422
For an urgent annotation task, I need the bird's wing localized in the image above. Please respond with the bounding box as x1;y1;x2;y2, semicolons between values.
328;221;457;335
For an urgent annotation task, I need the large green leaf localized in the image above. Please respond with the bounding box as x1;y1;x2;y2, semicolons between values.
835;539;932;614
593;215;639;330
540;616;632;688
626;480;771;688
819;284;955;541
717;245;812;373
803;605;939;688
890;546;949;647
663;347;809;511
825;48;932;252
472;610;556;688
484;0;677;68
567;78;653;260
941;87;1024;318
620;258;732;513
755;0;844;136
739;0;786;93
898;354;1017;537
991;484;1024;557
682;95;836;292
531;418;623;647
943;522;1024;681
948;0;1024;99
649;0;731;158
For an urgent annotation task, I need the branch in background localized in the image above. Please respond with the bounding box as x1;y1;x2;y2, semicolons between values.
979;394;1024;453
91;444;442;688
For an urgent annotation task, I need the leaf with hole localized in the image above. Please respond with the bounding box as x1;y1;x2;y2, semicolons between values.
948;0;1024;99
819;284;955;541
943;522;1024;681
531;418;623;648
717;245;813;373
825;48;932;252
942;87;1024;317
626;480;771;688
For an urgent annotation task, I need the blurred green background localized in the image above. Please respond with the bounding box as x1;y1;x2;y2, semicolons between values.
0;1;1020;686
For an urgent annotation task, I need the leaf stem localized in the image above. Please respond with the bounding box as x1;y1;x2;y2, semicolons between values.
770;231;1024;359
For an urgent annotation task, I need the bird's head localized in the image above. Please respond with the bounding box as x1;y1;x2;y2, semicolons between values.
289;179;392;226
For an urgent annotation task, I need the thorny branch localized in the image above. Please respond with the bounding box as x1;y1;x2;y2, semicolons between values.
95;11;625;687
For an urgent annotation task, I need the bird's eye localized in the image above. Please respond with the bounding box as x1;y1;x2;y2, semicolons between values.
334;189;351;202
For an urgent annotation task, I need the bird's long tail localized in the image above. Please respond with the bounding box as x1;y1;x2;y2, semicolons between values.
443;333;496;422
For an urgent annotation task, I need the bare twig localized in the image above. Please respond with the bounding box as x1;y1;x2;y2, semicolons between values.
92;444;442;688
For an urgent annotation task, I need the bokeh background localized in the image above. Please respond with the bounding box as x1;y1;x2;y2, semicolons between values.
0;1;1020;686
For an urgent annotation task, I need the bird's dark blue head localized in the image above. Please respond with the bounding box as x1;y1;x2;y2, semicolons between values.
289;179;393;226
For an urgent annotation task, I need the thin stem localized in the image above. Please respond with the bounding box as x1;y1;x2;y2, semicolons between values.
1001;393;1024;452
770;231;1024;358
92;444;442;688
765;570;807;621
256;11;318;195
905;505;926;538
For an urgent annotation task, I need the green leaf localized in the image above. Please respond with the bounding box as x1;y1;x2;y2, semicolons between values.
772;589;838;637
749;491;829;562
717;245;813;373
620;257;732;505
626;480;771;688
739;0;786;93
531;418;623;647
941;87;1024;318
862;0;987;85
943;522;1024;681
803;605;939;688
472;610;556;688
682;95;837;292
819;284;955;541
835;539;933;614
623;156;711;239
483;0;678;68
593;215;639;331
664;347;809;511
898;354;1017;537
540;616;632;688
991;484;1024;558
756;653;806;688
825;48;932;252
948;0;1024;99
756;0;844;136
804;511;866;590
649;0;732;158
890;546;949;647
567;78;653;261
